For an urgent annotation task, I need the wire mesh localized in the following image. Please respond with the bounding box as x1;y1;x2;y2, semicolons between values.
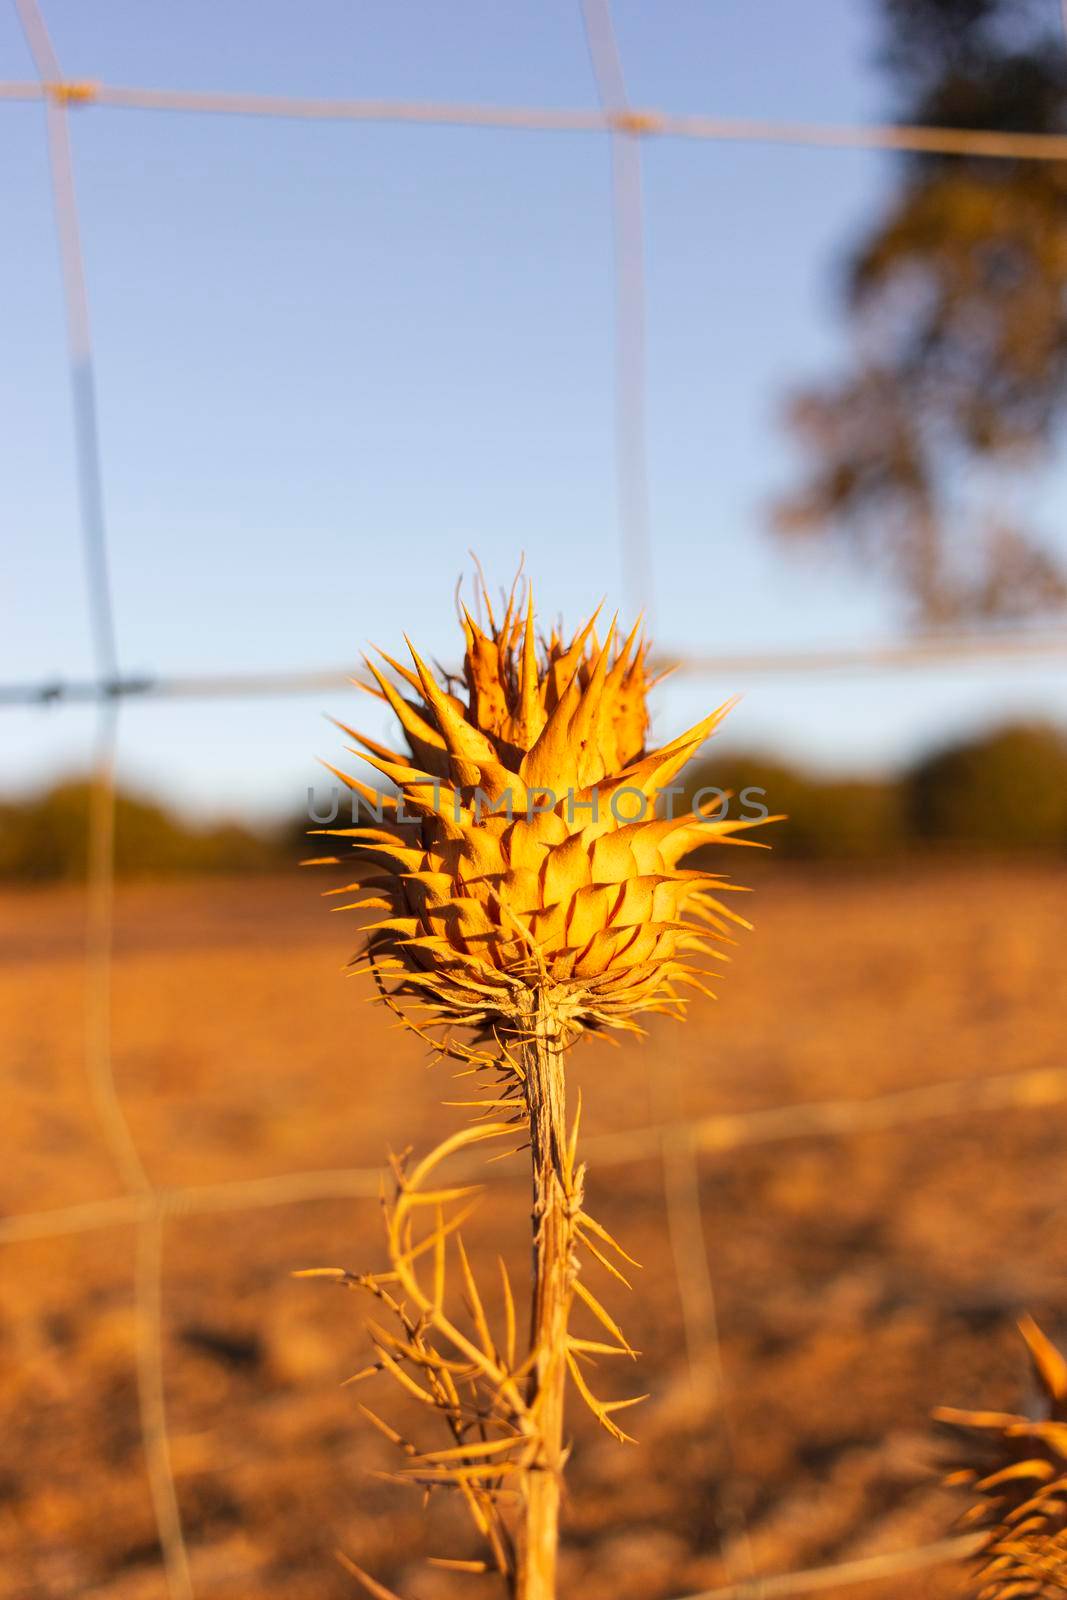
7;1;1066;1595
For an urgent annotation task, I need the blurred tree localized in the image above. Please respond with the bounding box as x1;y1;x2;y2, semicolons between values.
681;722;1067;860
0;780;286;881
909;721;1067;847
679;752;907;862
773;0;1067;623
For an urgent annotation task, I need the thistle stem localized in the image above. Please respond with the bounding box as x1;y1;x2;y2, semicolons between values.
516;990;579;1600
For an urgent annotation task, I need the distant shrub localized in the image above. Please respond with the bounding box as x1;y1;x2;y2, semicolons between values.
685;722;1067;862
681;754;907;862
908;723;1067;852
4;722;1066;881
0;780;285;883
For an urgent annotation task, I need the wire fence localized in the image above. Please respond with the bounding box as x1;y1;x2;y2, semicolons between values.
13;73;1067;161
7;2;1067;1596
5;627;1067;708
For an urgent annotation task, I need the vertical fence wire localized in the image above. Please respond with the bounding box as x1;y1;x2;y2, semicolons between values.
13;2;193;1595
579;0;755;1586
654;1065;759;1591
580;0;655;621
136;1205;194;1600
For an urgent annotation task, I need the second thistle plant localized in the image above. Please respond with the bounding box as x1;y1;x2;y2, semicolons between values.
306;580;766;1599
936;1317;1067;1599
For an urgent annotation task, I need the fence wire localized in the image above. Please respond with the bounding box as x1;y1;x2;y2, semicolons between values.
14;1;192;1595
672;1534;984;1600
584;5;755;1577
7;3;1065;1597
6;1058;1066;1251
4;626;1067;709
9;74;1067;163
581;0;654;621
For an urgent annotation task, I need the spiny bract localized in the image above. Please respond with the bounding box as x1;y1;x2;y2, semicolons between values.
936;1317;1067;1600
319;582;762;1044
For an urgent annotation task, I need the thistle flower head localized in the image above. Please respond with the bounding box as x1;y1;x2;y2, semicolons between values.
307;579;773;1596
321;580;762;1046
936;1316;1067;1599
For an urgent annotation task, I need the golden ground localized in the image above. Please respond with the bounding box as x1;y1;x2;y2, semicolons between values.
1;864;1065;1600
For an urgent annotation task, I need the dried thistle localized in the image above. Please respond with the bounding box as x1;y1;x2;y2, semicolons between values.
935;1316;1067;1599
304;576;766;1599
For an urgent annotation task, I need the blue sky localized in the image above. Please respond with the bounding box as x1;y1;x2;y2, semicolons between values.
3;0;1066;820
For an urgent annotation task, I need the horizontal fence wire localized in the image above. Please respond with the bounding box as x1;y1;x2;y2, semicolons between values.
7;75;1067;164
4;627;1067;707
5;1056;1066;1248
670;1533;983;1600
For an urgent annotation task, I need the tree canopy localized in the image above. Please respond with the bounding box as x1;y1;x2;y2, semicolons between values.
773;0;1067;623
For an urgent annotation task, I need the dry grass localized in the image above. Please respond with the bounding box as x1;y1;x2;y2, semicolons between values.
1;863;1065;1599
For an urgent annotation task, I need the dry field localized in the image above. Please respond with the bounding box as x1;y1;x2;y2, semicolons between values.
1;864;1065;1600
